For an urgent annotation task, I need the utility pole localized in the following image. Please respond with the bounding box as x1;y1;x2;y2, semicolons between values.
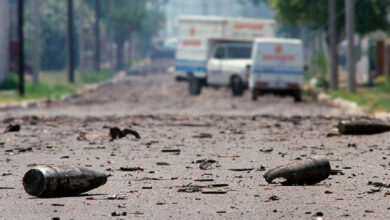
78;0;85;74
0;0;10;83
32;0;40;85
329;0;338;90
346;0;356;92
17;0;25;96
94;0;100;72
67;0;74;83
108;0;115;69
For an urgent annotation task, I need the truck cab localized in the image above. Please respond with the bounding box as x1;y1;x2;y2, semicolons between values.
206;42;252;96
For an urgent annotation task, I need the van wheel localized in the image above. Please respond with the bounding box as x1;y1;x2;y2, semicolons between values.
251;90;258;101
231;76;244;96
189;77;202;96
293;91;302;102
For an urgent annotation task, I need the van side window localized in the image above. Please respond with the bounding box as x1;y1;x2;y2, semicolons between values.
227;46;252;59
214;47;225;59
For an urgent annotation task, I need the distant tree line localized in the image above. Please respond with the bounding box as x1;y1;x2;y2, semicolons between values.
23;0;164;71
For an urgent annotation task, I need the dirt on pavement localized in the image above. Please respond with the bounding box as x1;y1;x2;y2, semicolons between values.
0;69;389;219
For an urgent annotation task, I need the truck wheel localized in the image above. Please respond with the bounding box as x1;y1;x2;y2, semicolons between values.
251;90;258;101
189;77;202;96
293;91;302;102
231;76;244;96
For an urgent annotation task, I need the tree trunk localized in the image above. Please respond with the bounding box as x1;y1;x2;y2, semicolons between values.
78;0;85;74
32;0;40;85
116;41;124;71
0;0;10;83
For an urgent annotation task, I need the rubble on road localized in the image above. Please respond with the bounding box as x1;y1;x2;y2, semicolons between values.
196;159;217;170
4;124;21;133
109;127;140;140
119;167;144;172
264;156;331;185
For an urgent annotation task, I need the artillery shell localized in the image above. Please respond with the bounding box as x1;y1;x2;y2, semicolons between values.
23;166;107;197
338;120;390;135
264;156;330;185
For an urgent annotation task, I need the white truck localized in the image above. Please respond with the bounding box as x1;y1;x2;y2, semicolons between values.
249;38;304;102
175;16;275;96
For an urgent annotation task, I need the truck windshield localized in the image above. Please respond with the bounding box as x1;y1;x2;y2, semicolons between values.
227;46;252;59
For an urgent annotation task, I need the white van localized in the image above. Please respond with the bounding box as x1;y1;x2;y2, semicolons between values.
175;16;275;96
249;38;303;102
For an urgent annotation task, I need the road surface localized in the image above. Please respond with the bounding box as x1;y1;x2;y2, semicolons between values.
0;70;389;219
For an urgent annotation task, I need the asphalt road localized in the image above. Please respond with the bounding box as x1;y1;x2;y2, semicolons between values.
0;70;389;219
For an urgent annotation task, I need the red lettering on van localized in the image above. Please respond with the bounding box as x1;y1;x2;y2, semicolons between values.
234;23;264;31
182;40;201;47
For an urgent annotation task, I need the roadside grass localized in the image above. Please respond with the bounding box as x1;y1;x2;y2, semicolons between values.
0;68;116;104
80;69;116;84
328;81;390;113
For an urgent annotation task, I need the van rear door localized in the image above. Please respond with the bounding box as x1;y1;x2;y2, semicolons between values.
251;40;303;90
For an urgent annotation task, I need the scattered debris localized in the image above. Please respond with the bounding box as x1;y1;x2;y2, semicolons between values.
77;132;88;141
4;124;21;133
337;120;390;135
210;184;228;187
202;190;228;194
23;166;107;197
229;168;254;172
193;133;213;138
161;148;181;153
0;187;15;190
260;147;273;153
128;211;144;215
198;159;216;170
264;156;331;185
109;127;140;140
106;194;126;200
119;167;144;172
156;162;170;166
178;184;204;193
217;155;240;158
268;195;280;201
194;179;214;182
368;181;390;188
330;169;344;175
111;211;127;217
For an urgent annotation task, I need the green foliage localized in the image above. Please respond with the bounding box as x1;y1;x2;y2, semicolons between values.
38;0;68;70
329;82;390;112
0;74;19;90
269;0;389;35
238;0;267;5
80;68;116;84
104;0;164;70
307;51;329;89
0;74;77;104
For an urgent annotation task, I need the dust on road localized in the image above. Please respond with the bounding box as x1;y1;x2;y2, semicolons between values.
3;73;350;117
0;71;389;219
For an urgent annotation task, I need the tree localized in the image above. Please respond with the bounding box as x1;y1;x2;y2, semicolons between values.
269;0;389;36
107;0;145;70
106;0;164;70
